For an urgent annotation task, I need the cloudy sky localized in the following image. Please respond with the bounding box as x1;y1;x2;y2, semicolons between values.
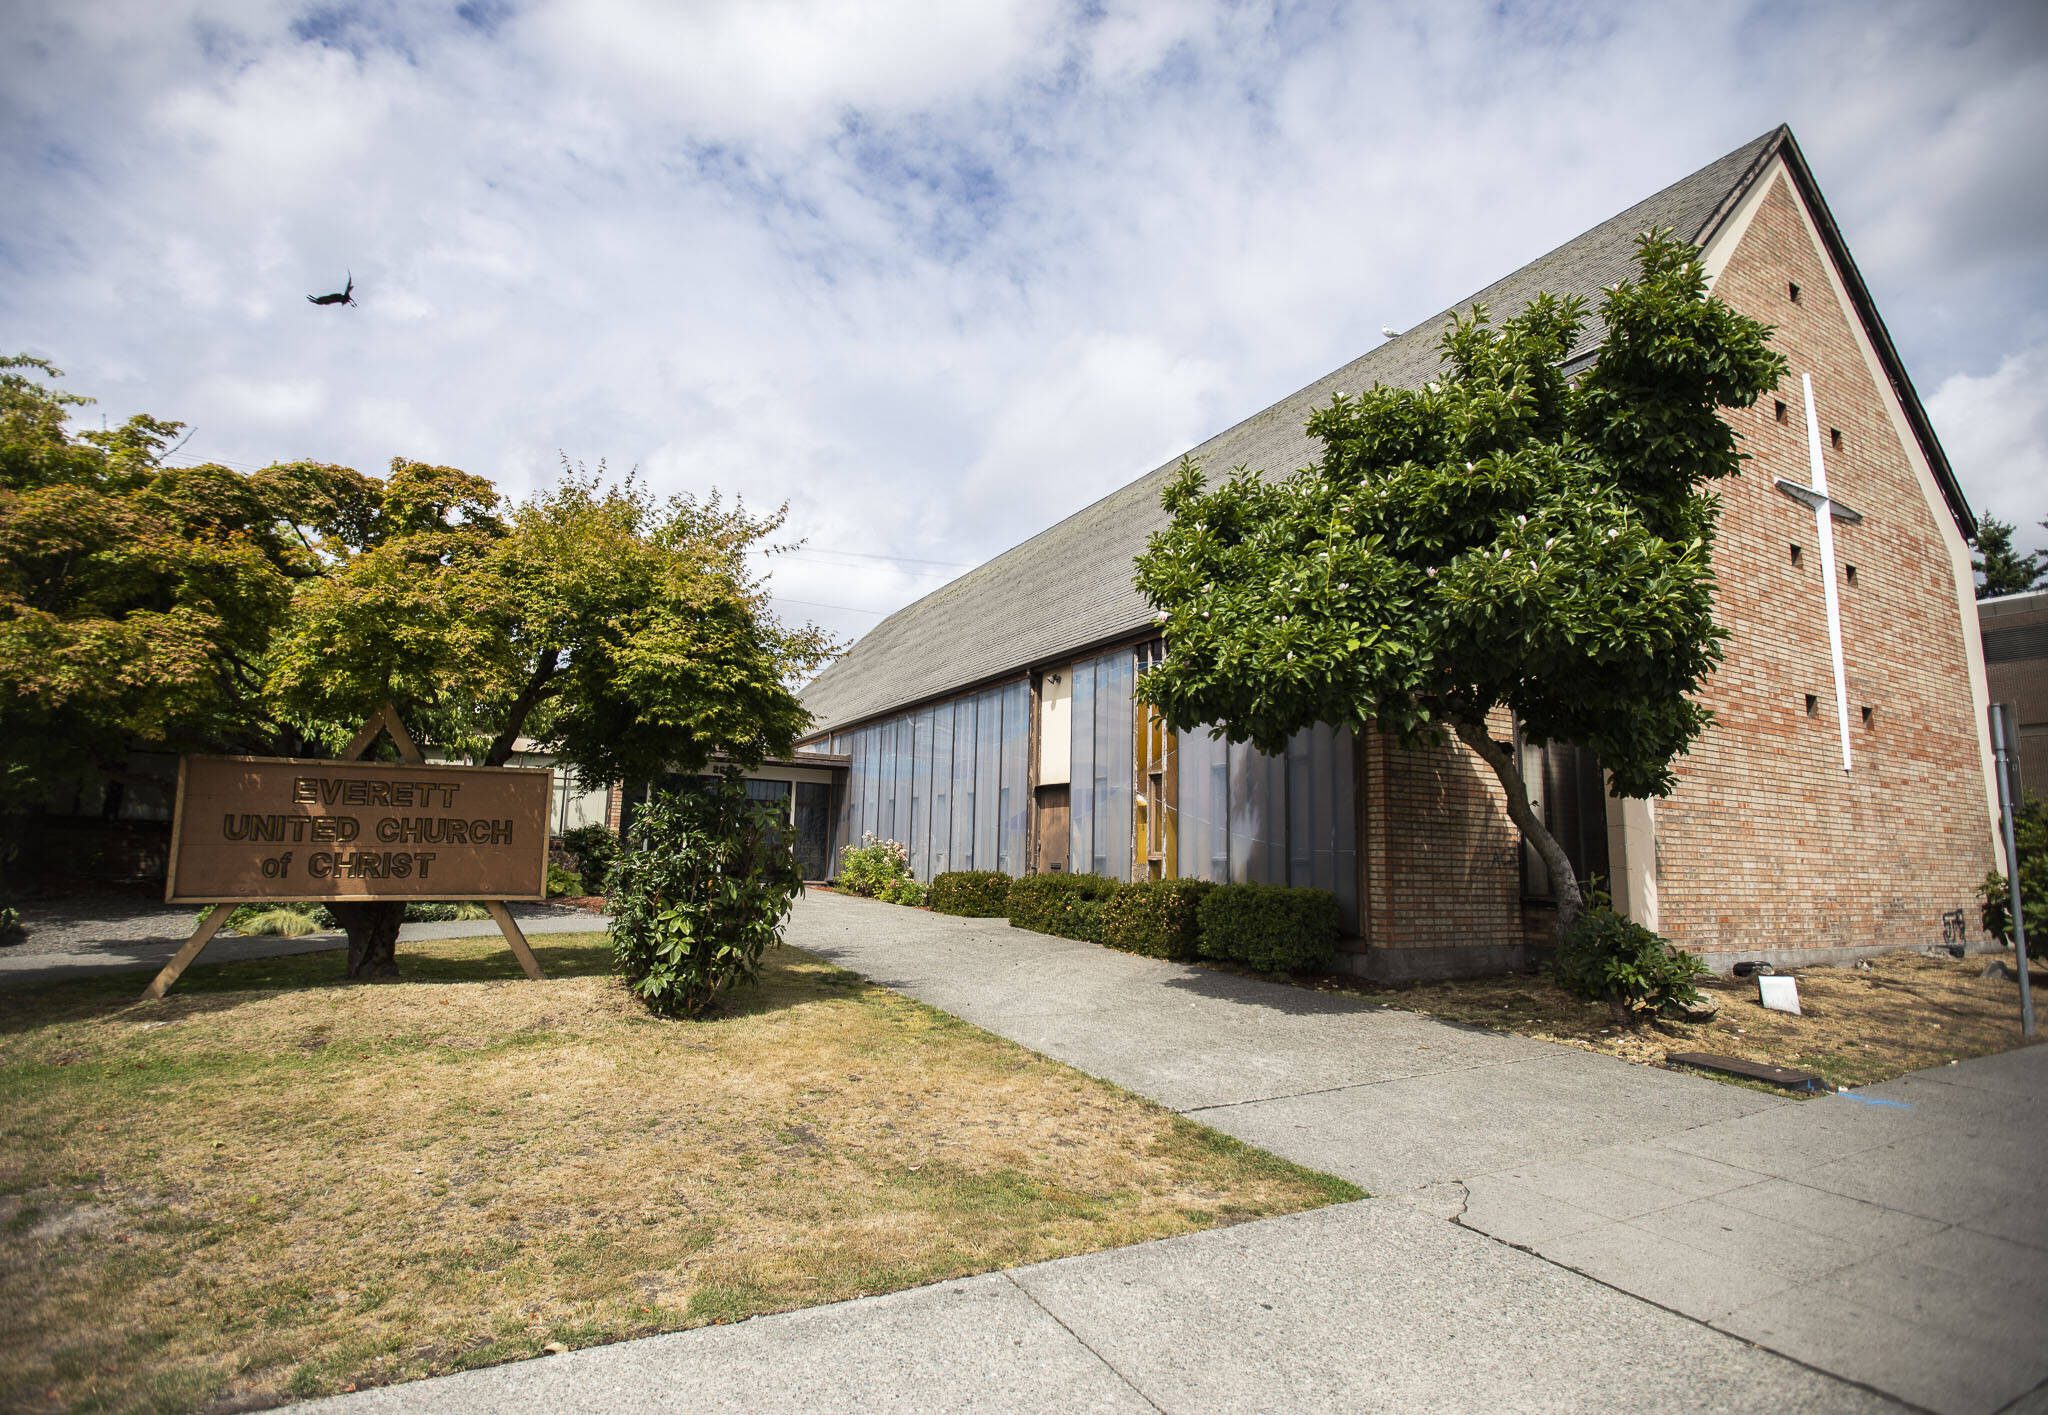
5;0;2046;649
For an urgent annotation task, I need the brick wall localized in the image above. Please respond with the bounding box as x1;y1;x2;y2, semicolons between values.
1650;172;1995;956
1351;167;1996;974
1355;707;1525;974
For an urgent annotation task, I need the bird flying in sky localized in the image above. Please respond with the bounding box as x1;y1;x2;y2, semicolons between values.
307;272;356;307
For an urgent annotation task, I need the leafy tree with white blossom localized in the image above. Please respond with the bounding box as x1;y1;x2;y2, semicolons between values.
1135;232;1787;929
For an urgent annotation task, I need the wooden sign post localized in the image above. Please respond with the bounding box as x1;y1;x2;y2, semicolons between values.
146;705;551;998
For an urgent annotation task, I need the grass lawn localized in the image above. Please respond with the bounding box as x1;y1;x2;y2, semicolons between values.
0;934;1359;1414
1282;948;2042;1091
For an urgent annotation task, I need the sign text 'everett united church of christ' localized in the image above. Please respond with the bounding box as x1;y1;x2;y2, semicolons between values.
166;756;553;904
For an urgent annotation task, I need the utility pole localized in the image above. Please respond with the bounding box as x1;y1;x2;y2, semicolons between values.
1989;703;2034;1037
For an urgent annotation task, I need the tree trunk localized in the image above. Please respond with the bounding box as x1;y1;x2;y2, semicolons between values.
0;811;22;943
483;648;560;768
1451;718;1586;935
330;900;404;979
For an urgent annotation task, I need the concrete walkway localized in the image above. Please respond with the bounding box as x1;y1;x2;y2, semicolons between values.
0;903;608;988
305;891;2046;1414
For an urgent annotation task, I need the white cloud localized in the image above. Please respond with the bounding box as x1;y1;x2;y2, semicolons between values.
515;0;1063;146
1928;343;2048;555
1;0;2042;656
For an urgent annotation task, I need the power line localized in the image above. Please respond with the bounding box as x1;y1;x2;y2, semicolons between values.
787;545;976;571
772;595;889;617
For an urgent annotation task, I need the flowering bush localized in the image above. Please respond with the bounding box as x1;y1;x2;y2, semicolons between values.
835;834;916;899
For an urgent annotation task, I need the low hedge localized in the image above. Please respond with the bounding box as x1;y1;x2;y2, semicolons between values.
1196;883;1340;973
928;870;1013;917
1005;872;1123;942
1100;879;1214;961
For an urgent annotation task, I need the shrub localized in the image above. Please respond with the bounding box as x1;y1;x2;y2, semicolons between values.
1101;878;1214;960
1982;793;2046;948
561;824;619;896
1196;884;1340;973
835;834;915;899
0;907;21;947
879;876;928;907
928;870;1013;917
206;902;331;935
1549;903;1710;1023
1005;872;1122;942
606;775;805;1018
223;905;325;937
546;862;583;897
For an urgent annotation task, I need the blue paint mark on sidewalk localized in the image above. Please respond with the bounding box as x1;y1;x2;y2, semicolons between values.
1831;1090;1912;1109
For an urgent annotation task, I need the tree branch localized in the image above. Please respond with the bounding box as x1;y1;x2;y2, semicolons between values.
1451;716;1585;932
484;647;561;767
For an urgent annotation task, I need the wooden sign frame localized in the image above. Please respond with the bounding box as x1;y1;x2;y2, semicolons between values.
144;705;547;998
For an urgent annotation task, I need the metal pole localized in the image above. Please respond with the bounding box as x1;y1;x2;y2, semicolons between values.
1989;704;2034;1037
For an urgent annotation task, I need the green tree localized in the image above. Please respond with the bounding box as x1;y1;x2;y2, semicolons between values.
2;358;833;972
266;466;833;976
1972;514;2045;599
0;358;375;909
1133;233;1787;930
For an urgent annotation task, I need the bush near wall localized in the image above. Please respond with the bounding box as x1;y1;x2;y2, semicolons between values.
1100;879;1214;961
1196;884;1341;973
1006;873;1123;943
560;824;618;895
928;871;1013;917
836;835;915;899
1549;903;1709;1023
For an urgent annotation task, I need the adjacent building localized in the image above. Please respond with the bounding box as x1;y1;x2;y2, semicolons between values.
798;126;2002;978
1981;588;2048;800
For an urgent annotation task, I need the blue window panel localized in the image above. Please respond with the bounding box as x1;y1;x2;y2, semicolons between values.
999;680;1029;874
1287;730;1315;886
1226;739;1286;885
973;687;1002;870
884;716;905;845
1068;658;1096;873
1091;649;1134;879
949;695;977;873
1177;726;1229;881
930;701;955;876
910;706;933;878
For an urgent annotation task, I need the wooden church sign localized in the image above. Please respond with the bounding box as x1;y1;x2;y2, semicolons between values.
146;705;550;997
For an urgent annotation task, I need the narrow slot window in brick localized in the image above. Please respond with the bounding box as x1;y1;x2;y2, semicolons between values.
1806;693;1819;717
1790;544;1802;567
1845;564;1857;586
1788;281;1801;302
1861;706;1874;728
1830;428;1843;451
1774;400;1788;423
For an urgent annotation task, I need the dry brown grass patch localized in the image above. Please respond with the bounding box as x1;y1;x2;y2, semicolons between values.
1282;948;2042;1089
0;934;1356;1413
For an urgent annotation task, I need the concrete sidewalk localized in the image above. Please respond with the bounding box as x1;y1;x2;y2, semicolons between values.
303;891;2045;1413
795;893;2046;1414
306;1200;1885;1415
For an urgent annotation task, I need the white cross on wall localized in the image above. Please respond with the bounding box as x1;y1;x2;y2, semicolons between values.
1773;372;1862;771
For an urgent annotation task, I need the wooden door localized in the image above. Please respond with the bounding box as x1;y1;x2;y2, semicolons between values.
1035;785;1070;873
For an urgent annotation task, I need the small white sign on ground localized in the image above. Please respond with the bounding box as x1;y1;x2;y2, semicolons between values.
1758;974;1802;1016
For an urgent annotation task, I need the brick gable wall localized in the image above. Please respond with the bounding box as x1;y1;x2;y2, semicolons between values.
1350;168;1996;976
1646;173;1993;956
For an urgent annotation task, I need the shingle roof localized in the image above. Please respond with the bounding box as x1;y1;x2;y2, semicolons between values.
799;125;1930;736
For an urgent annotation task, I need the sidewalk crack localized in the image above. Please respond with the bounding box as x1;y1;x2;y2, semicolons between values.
1003;1272;1167;1414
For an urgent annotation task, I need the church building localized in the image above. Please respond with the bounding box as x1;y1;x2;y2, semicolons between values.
797;126;2002;979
